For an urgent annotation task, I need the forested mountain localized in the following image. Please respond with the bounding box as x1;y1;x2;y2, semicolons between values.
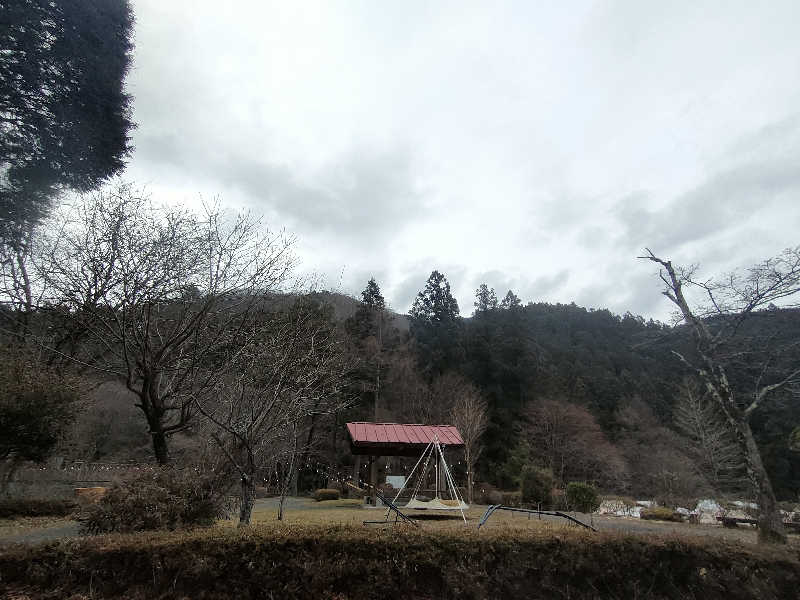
341;275;800;501
8;268;798;502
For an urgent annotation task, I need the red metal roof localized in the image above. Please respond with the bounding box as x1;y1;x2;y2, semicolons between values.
346;422;464;453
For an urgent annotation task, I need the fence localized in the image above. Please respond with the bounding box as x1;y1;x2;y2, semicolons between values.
2;459;155;499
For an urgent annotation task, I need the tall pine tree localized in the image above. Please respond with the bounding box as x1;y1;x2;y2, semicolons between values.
345;278;395;420
410;270;463;378
474;283;498;315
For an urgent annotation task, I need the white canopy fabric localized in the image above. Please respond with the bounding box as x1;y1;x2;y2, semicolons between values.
405;498;469;510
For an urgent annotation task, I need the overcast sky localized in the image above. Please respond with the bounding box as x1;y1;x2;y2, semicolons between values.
124;0;800;320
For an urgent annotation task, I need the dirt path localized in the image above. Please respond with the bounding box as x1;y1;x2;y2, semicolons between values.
0;521;80;547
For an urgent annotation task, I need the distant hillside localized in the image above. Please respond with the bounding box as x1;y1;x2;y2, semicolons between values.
308;290;410;332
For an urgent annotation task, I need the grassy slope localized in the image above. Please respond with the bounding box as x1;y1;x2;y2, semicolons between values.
2;523;799;600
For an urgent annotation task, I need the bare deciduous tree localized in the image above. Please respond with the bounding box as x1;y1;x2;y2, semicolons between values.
37;185;295;464
525;398;629;489
448;380;488;504
617;397;710;504
0;225;49;344
674;378;744;490
195;298;352;526
640;246;800;543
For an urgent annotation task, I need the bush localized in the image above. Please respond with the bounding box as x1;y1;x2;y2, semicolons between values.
484;490;501;505
640;507;684;522
520;466;554;508
2;525;799;600
472;483;497;505
254;486;273;499
566;482;601;513
501;491;522;507
312;488;340;501
0;498;77;518
0;355;80;464
79;468;230;534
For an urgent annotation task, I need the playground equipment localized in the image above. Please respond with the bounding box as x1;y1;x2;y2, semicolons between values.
389;437;468;523
477;504;597;531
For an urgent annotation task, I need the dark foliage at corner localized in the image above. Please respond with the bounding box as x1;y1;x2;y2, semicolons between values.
0;0;135;235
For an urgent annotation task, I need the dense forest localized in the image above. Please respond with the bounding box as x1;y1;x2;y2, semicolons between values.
335;274;800;501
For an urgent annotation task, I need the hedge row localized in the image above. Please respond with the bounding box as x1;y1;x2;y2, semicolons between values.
0;498;76;519
2;525;799;599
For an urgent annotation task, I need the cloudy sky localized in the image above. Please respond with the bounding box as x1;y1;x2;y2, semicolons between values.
124;0;800;320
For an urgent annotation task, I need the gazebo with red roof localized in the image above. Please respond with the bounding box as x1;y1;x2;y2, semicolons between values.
345;422;464;504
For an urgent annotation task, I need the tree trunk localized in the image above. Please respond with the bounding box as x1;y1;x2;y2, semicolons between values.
238;474;255;526
278;432;298;521
150;427;170;465
140;388;170;465
742;422;786;543
352;460;361;499
701;363;787;544
465;446;473;504
0;458;22;497
369;456;378;505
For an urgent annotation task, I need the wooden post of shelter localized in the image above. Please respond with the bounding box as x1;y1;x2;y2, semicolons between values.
369;456;378;505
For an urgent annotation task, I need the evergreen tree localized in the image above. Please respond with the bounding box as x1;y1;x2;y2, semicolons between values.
347;277;390;342
0;0;135;239
473;283;498;314
345;278;396;421
410;270;463;378
500;290;522;310
410;270;460;323
361;277;385;309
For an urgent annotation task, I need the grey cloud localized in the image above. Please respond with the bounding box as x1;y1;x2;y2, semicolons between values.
135;129;425;243
469;269;570;307
527;270;570;300
198;146;427;243
615;158;800;253
575;267;667;320
391;271;427;315
124;1;800;324
237;148;425;240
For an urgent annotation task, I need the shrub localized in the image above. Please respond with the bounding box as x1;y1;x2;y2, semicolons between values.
312;488;340;501
79;468;230;534
640;507;684;522
254;486;273;499
0;353;80;464
2;524;799;600
486;490;504;505
0;498;77;518
520;466;554;508
501;491;522;507
472;483;497;505
566;482;601;513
